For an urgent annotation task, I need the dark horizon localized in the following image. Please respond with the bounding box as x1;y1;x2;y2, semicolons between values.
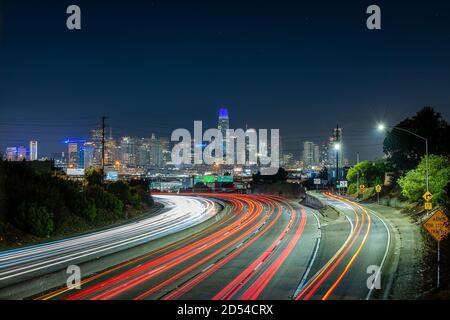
1;0;450;162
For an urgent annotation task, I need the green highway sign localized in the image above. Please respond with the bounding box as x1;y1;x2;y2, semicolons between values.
217;176;234;183
194;175;234;183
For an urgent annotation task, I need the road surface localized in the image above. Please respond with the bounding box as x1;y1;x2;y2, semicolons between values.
16;192;396;301
0;193;398;300
293;193;393;300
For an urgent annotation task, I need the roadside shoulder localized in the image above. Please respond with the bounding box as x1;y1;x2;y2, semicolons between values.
363;203;426;299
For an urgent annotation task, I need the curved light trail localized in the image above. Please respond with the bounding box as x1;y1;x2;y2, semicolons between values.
10;192;392;301
0;195;219;283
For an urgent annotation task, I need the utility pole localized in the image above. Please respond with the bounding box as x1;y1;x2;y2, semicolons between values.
356;152;360;199
335;124;340;195
425;138;429;192
102;116;106;182
438;240;441;288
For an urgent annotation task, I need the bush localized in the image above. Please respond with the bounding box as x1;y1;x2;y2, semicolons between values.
106;181;132;204
0;160;6;218
85;168;103;186
444;181;450;210
347;183;357;195
86;185;124;219
346;160;386;187
84;199;97;222
1;161;153;239
26;204;54;237
398;155;450;203
129;189;142;209
132;185;154;207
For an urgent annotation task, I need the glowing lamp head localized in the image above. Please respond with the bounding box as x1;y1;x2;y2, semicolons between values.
334;143;341;151
377;123;386;132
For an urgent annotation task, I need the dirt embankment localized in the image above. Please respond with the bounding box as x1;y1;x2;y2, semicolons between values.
380;200;450;298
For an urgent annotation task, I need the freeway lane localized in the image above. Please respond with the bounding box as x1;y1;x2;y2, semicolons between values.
37;194;320;300
2;192;395;300
294;193;392;300
0;195;219;288
163;197;313;300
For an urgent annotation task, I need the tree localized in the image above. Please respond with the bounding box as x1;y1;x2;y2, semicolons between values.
106;181;132;205
0;160;6;218
383;107;450;173
443;181;450;210
26;204;54;237
85;168;103;186
398;155;450;203
129;180;153;206
253;168;288;184
84;199;97;222
346;160;386;186
86;185;124;218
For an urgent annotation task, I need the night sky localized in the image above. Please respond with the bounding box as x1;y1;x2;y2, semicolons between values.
1;0;450;162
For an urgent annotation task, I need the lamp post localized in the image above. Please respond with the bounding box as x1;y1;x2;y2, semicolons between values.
334;142;341;195
356;152;360;199
377;123;429;192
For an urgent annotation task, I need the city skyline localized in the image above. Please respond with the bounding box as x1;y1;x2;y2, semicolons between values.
2;1;450;162
2;108;352;171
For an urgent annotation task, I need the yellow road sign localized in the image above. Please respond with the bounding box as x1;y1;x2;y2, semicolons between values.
424;202;433;210
375;185;382;193
423;210;450;241
423;191;433;202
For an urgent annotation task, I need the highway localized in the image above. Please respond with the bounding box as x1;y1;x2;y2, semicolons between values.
25;192;394;300
293;193;392;300
0;195;219;288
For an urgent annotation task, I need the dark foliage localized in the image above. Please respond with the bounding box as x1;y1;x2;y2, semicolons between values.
0;160;152;238
444;181;450;211
383;107;450;173
252;168;288;184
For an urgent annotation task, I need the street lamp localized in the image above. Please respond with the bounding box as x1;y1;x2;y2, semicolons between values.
377;123;386;132
377;123;429;192
334;142;341;194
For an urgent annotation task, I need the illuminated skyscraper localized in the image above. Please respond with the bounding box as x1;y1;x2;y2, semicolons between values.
160;136;171;165
245;128;257;166
30;140;38;161
303;141;314;168
328;127;343;167
217;107;230;162
68;143;79;168
303;141;320;168
314;145;320;166
320;142;330;166
78;145;85;169
83;142;95;169
17;146;27;161
105;131;117;166
150;133;163;167
121;137;137;167
5;147;17;161
138;138;151;167
91;129;103;167
218;107;229;138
